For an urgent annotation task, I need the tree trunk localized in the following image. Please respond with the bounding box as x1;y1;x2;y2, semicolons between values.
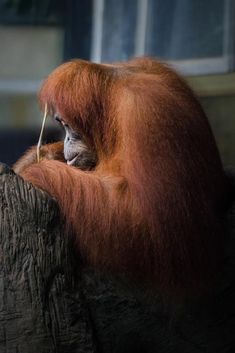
0;162;235;353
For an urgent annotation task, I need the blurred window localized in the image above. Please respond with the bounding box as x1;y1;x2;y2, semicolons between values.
91;0;235;75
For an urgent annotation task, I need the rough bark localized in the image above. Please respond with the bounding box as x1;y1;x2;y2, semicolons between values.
0;162;235;353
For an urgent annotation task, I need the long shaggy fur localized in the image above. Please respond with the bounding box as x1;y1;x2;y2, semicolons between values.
18;57;230;296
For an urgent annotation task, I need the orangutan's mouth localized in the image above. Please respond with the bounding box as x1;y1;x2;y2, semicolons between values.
66;154;79;166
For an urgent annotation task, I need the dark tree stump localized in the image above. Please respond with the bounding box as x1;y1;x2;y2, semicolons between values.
0;164;97;353
0;162;235;353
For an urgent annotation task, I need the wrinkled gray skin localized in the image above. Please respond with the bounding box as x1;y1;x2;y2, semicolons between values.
56;116;97;170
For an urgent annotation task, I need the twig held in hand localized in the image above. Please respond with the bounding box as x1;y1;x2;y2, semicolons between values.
37;103;48;162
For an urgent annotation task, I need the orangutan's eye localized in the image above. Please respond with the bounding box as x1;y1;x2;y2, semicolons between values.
55;115;62;124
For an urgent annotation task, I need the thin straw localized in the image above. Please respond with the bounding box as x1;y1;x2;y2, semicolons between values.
37;103;48;162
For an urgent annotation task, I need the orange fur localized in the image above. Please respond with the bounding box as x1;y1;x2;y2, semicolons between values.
14;141;64;174
16;57;230;296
